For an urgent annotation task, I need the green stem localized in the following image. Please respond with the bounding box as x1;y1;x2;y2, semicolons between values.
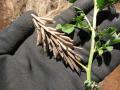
93;0;99;29
75;60;87;71
87;29;95;81
86;0;99;81
84;16;92;30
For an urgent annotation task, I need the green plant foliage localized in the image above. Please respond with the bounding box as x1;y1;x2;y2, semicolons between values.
56;7;90;34
97;0;107;10
56;0;120;89
106;46;113;52
56;24;75;34
68;0;76;3
98;49;104;55
98;27;120;45
95;27;120;55
84;80;100;90
74;7;90;30
97;0;119;10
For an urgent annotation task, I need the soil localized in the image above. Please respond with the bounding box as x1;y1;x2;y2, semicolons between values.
100;65;120;90
0;0;11;30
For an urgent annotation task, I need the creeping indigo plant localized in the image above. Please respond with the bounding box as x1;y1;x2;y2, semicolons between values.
68;0;77;3
57;0;120;89
97;0;119;10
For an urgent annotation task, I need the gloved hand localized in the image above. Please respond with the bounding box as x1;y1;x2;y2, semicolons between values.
73;5;120;83
0;0;120;90
53;0;120;83
0;10;37;54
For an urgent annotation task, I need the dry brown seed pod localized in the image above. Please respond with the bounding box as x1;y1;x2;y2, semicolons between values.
46;34;51;44
41;27;45;42
32;14;46;25
32;14;84;72
53;46;59;58
55;35;74;48
32;19;40;28
58;40;67;50
36;29;42;45
39;17;55;23
47;27;57;31
75;55;81;61
68;57;79;71
74;46;83;50
67;51;76;60
58;45;64;58
60;35;73;42
64;54;74;70
49;43;53;52
50;36;59;47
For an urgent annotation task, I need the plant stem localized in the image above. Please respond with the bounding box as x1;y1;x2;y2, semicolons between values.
93;0;99;29
75;60;87;71
87;29;95;81
84;16;92;30
86;0;99;81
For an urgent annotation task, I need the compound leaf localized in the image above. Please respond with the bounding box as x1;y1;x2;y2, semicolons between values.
56;24;75;34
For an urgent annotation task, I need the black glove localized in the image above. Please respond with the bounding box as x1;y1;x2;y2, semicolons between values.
71;5;120;82
0;1;93;90
0;10;36;54
0;0;119;90
54;0;93;24
51;0;120;83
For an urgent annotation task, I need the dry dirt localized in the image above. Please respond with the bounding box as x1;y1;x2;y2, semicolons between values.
100;65;120;90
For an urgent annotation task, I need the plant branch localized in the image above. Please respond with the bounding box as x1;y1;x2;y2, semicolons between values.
93;0;99;29
87;0;99;81
84;16;93;30
74;60;87;71
32;14;86;72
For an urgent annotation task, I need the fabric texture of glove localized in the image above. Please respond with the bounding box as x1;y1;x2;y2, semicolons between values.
72;7;120;82
0;10;37;54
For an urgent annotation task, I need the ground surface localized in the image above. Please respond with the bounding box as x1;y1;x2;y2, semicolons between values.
100;65;120;90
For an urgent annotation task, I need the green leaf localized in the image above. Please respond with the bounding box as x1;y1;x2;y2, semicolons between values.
97;0;119;10
108;0;119;4
74;7;85;15
84;80;99;90
76;21;89;30
56;24;75;34
99;27;120;45
95;27;119;55
68;0;76;3
73;7;90;30
97;0;107;10
56;24;62;30
110;38;120;44
74;15;85;22
99;27;116;36
98;49;104;55
106;46;113;52
95;41;102;50
98;27;117;42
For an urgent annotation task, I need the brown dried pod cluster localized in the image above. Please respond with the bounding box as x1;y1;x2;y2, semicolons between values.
31;14;83;72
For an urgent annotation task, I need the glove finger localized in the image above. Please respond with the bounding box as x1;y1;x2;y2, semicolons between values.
98;12;120;31
73;10;120;62
54;0;93;24
0;10;37;54
73;8;120;45
91;49;120;82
